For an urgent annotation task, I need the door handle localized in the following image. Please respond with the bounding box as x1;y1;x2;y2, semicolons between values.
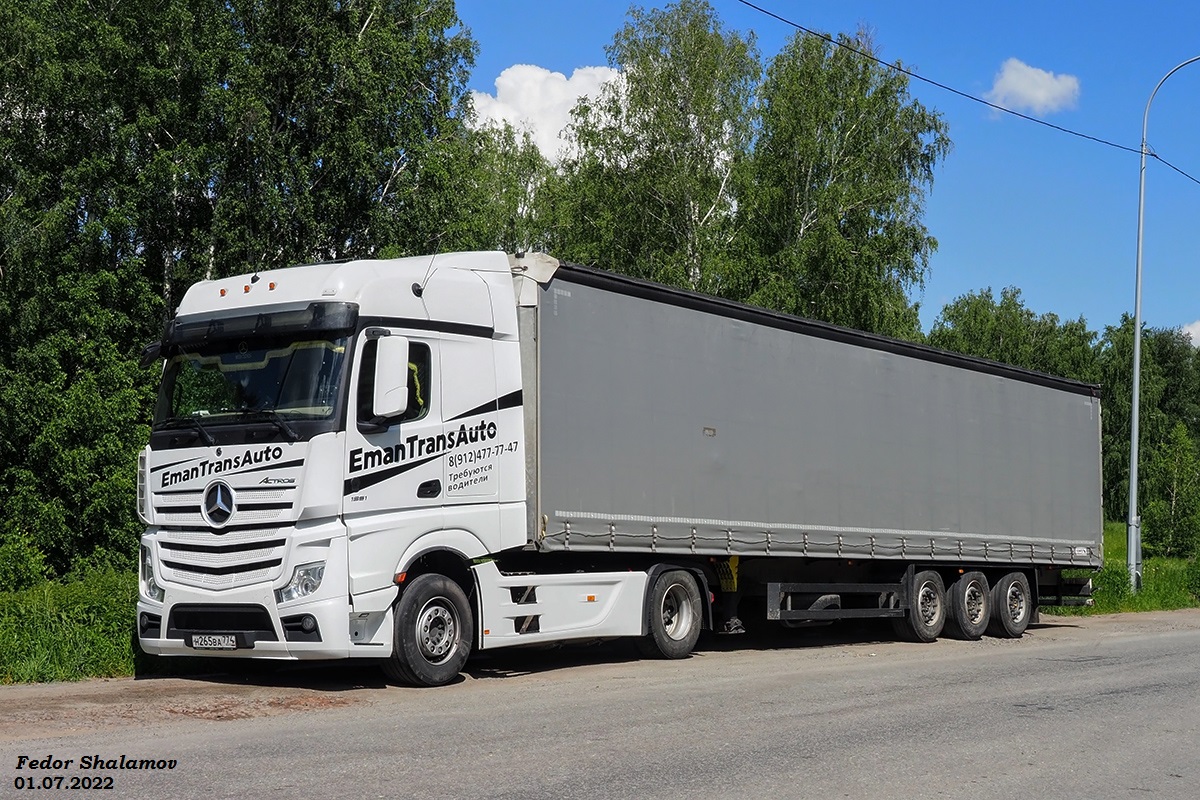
417;479;442;499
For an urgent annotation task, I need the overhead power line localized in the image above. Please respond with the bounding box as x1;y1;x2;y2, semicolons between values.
736;0;1200;187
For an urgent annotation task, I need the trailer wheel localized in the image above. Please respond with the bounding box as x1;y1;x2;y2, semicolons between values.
892;570;946;643
637;570;702;659
987;572;1031;639
382;574;473;687
946;572;990;640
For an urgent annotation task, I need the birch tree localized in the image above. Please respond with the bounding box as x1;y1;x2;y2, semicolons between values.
739;30;950;339
546;0;759;293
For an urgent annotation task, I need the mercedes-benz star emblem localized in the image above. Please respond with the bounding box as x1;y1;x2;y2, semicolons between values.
203;481;235;527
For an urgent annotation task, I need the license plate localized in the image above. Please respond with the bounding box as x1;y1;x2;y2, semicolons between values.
190;634;237;650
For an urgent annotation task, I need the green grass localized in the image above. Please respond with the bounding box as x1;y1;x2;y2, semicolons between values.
0;571;139;683
0;571;233;684
1057;521;1200;615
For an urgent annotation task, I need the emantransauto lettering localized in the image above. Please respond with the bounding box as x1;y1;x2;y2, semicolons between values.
161;446;285;488
350;420;497;474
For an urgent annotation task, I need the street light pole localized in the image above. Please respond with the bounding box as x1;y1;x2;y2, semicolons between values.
1127;54;1200;592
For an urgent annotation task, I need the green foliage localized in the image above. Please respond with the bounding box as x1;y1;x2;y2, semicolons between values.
1096;317;1171;523
1184;558;1200;601
547;0;759;293
738;29;949;340
0;532;47;591
928;287;1098;381
0;570;213;682
547;5;950;341
451;123;553;253
1064;521;1200;615
0;571;137;683
1142;422;1200;558
0;0;482;577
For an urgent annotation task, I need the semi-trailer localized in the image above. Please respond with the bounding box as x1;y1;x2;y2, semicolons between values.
137;251;1100;686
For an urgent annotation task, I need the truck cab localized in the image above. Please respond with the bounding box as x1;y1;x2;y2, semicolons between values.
136;252;536;676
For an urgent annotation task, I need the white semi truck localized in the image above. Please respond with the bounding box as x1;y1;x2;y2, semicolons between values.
137;251;1100;686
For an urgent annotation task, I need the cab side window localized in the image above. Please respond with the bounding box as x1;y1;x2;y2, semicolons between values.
403;343;430;422
357;339;431;425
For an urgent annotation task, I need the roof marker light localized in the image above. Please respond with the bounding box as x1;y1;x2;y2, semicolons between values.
220;288;227;297
269;282;277;291
243;285;251;294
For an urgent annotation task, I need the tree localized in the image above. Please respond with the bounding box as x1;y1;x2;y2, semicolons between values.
0;0;482;582
203;0;478;280
737;29;950;339
1142;422;1200;558
928;287;1098;381
546;0;759;293
1145;326;1200;442
0;0;203;581
450;122;553;253
1097;316;1168;523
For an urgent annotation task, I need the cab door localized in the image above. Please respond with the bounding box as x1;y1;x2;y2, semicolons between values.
343;328;442;597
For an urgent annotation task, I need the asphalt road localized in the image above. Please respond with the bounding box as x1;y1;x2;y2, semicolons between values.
3;610;1199;799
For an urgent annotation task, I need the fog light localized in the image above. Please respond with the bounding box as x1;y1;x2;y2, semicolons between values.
275;562;326;604
300;615;317;633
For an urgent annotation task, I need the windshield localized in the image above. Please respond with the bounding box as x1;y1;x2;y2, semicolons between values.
154;335;349;428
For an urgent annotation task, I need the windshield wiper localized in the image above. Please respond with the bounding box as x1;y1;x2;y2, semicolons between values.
243;409;301;442
159;415;215;446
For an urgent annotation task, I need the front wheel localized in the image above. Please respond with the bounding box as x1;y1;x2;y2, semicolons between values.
637;569;702;659
382;574;473;687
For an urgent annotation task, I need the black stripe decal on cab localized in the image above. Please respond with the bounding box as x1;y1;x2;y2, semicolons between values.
446;390;523;422
344;453;442;495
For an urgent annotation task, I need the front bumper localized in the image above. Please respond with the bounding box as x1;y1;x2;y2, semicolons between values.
137;524;363;660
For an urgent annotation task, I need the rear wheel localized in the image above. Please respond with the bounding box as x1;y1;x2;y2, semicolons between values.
946;572;990;640
637;570;702;659
892;570;946;643
382;573;473;687
987;572;1032;639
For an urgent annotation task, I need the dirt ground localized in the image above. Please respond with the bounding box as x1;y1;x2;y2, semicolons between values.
3;608;1199;744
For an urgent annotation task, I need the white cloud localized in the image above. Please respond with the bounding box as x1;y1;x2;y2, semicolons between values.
471;64;620;162
1183;320;1200;345
985;58;1080;114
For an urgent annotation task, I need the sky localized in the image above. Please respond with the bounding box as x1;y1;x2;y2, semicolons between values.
455;0;1200;339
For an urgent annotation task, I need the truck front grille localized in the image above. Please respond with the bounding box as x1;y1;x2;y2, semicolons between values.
153;488;294;527
158;527;287;589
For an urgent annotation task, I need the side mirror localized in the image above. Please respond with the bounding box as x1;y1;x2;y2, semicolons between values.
139;341;162;368
372;335;410;421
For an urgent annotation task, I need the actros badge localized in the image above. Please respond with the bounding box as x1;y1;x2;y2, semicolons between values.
203;481;235;527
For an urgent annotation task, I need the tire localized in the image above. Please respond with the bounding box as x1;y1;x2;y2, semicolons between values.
892;570;946;643
382;573;473;687
636;569;703;659
987;572;1032;639
946;572;990;640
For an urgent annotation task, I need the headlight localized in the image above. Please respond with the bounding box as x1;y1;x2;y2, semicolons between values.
275;562;326;604
141;545;164;603
136;449;150;524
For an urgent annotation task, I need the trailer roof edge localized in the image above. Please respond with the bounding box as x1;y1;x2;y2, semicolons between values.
553;263;1101;400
